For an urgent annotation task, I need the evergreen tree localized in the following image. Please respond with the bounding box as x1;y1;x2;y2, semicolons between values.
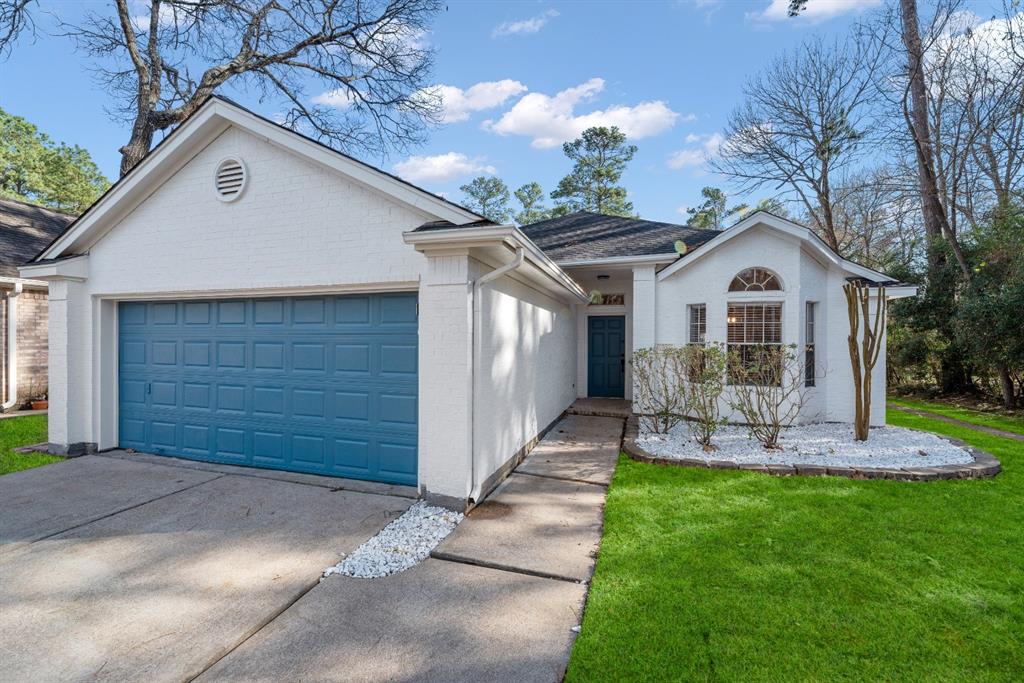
0;107;109;212
513;182;550;225
551;127;636;216
685;186;747;229
459;176;512;223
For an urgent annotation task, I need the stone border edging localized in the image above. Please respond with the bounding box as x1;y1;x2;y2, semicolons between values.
621;416;1002;481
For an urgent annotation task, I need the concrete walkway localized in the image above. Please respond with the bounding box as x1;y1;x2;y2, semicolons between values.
201;413;625;682
888;403;1024;442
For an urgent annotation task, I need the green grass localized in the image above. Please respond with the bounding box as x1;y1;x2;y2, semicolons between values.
566;409;1024;682
0;415;61;475
888;396;1024;436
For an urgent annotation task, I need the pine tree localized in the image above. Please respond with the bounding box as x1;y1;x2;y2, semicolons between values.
551;127;636;216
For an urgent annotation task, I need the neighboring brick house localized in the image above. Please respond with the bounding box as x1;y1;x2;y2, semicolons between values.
1;198;76;411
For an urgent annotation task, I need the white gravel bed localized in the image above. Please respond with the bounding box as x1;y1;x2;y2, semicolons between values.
323;501;463;579
637;422;974;468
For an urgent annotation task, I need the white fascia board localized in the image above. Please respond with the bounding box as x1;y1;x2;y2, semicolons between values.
657;210;901;284
557;253;679;268
0;275;47;288
38;98;482;262
20;254;89;281
882;285;918;300
404;225;588;302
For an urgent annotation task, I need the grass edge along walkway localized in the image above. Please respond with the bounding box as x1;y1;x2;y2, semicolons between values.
888;403;1024;442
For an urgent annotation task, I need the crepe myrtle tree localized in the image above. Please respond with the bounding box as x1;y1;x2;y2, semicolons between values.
632;346;691;435
727;344;811;449
0;0;443;175
683;343;729;451
845;280;887;441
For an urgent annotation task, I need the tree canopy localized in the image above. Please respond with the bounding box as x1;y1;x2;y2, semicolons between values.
0;106;109;213
459;176;512;223
551;126;636;217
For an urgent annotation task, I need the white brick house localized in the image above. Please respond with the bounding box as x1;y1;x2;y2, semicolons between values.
22;97;914;509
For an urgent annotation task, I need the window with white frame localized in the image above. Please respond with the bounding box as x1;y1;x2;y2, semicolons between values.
727;302;783;384
805;301;816;387
728;268;782;292
688;304;706;345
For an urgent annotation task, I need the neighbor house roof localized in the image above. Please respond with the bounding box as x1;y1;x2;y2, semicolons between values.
516;211;720;263
0;198;75;279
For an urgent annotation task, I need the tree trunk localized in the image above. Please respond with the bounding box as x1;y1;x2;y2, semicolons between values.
998;364;1017;410
119;113;156;177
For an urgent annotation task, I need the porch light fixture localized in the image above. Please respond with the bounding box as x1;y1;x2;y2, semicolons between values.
597;274;610;280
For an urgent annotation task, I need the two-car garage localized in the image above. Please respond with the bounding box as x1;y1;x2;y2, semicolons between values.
117;293;419;485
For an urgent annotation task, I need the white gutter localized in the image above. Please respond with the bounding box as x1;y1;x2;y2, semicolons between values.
555;253;679;268
2;283;23;411
469;247;525;504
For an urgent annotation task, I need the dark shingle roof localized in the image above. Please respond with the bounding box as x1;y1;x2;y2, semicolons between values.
518;211;720;262
0;198;76;278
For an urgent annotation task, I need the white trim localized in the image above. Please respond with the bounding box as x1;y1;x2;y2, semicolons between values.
405;225;588;303
37;98;482;261
556;253;679;268
0;275;47;288
91;280;419;301
657;211;899;284
19;254;89;281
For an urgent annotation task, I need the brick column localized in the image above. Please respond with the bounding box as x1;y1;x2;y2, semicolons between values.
632;265;656;350
45;278;92;454
417;251;474;507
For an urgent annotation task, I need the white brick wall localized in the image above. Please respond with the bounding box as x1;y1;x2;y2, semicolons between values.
473;258;577;494
653;225;887;426
86;127;432;295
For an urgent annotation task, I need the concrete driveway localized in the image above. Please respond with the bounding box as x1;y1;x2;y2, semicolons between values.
0;454;412;682
1;412;622;682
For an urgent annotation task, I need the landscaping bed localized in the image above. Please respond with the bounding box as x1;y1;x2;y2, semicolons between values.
624;416;1001;480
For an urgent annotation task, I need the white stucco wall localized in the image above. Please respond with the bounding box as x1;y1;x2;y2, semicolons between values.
472;258;578;498
650;224;886;426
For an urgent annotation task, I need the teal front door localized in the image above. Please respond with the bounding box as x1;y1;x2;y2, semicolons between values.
587;316;625;398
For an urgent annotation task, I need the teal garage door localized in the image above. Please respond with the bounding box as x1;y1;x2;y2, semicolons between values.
118;293;418;485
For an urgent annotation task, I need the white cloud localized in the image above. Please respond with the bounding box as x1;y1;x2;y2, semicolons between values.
484;78;680;149
425;80;529;123
392;152;496;184
312;88;358;109
749;0;881;23
130;3;189;30
492;9;559;37
667;133;723;169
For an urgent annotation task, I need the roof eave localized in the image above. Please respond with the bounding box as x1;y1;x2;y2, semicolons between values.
556;253;680;268
404;225;588;303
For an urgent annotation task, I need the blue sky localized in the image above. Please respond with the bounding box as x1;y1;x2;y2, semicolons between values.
0;0;890;221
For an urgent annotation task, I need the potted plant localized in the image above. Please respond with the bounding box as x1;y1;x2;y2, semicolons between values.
26;381;48;411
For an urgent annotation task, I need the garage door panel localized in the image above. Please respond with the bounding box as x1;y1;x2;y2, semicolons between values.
119;294;418;485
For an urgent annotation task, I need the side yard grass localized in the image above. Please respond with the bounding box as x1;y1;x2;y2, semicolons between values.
0;415;60;475
889;395;1024;436
567;408;1024;682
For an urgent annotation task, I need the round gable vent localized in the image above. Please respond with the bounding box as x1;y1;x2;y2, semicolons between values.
214;157;247;202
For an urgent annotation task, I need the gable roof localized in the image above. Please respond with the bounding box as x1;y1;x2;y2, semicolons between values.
657;210;904;285
0;198;76;279
34;96;487;262
516;211;720;263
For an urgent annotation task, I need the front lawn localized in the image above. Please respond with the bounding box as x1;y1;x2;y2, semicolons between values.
889;396;1024;436
0;415;61;475
567;410;1024;681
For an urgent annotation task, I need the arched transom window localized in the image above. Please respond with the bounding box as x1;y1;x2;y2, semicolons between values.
729;267;782;292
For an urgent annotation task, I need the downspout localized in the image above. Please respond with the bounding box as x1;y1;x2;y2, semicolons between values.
2;282;23;412
468;246;525;505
